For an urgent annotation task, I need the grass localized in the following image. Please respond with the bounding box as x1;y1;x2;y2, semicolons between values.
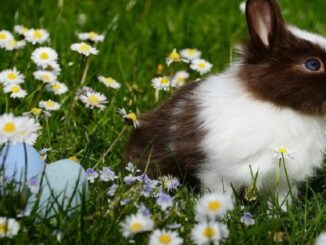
0;0;326;244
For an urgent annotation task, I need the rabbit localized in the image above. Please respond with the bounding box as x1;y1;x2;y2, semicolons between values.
125;0;326;207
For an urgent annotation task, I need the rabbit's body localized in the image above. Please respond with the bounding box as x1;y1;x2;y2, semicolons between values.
126;0;326;205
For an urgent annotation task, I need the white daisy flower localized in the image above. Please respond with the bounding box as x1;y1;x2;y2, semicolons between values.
196;192;234;220
316;233;326;245
98;76;121;89
4;39;26;51
71;42;98;56
79;91;107;110
0;114;20;144
0;30;14;47
149;229;183;245
117;108;140;128
78;32;105;42
0;217;20;238
166;48;188;66
33;70;57;84
31;47;58;67
0;67;25;85
25;28;49;44
39;100;61;111
152;76;171;91
240;1;247;14
180;48;202;61
16;116;40;145
191;222;221;245
47;82;68;95
120;213;154;238
273;146;294;160
190;59;213;75
14;25;29;36
171;70;190;88
3;84;27;98
39;61;62;75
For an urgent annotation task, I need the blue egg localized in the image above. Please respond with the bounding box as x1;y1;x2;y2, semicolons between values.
36;159;88;216
0;143;45;182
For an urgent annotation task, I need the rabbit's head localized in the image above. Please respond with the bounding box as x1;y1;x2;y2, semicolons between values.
240;0;326;115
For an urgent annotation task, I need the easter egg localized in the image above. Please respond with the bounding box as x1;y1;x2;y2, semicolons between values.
36;159;88;216
0;143;45;182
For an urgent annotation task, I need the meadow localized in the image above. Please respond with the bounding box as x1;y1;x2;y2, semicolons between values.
0;0;326;244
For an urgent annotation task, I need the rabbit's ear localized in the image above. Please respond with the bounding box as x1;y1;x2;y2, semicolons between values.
246;0;285;48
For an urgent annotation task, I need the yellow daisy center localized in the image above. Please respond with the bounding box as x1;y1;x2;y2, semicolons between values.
187;49;196;55
33;30;43;39
42;74;51;82
11;85;21;93
203;227;215;238
130;222;143;233
45;100;56;108
87;95;100;105
52;83;61;91
88;32;97;39
80;43;90;52
0;32;7;40
159;234;172;244
169;51;180;61
0;223;7;233
160;77;169;85
40;52;49;60
277;147;288;154
104;77;114;84
198;62;207;69
3;122;16;133
68;156;79;163
127;113;137;123
208;200;221;211
7;72;17;80
31;107;42;116
8;39;16;47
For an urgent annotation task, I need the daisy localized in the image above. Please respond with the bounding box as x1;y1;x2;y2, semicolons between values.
273;146;294;160
78;32;105;42
191;222;221;245
47;82;68;95
166;48;188;66
195;192;233;220
171;70;190;88
25;28;49;44
120;213;154;237
14;25;29;36
31;47;58;67
0;114;20;144
117;108;140;128
0;30;13;47
0;217;20;238
98;76;121;89
39;61;62;75
79;91;107;110
33;70;57;84
152;76;171;91
4;39;26;51
39;99;61;111
316;233;326;245
190;59;213;75
0;67;25;85
148;229;183;245
3;84;27;98
180;48;202;61
17;116;40;145
71;42;98;56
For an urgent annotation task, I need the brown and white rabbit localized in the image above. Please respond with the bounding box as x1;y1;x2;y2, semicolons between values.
126;0;326;206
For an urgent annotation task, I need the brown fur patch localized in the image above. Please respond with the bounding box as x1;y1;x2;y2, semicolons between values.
125;82;205;186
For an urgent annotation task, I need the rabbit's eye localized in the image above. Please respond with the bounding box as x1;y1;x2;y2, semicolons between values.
304;58;322;71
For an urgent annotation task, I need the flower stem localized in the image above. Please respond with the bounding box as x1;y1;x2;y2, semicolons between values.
79;57;90;85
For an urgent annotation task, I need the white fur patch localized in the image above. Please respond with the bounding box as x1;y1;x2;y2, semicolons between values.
194;65;326;193
288;25;326;50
